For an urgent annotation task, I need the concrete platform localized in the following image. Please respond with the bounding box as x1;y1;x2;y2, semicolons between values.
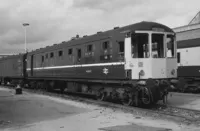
0;87;88;129
166;92;200;111
0;87;200;131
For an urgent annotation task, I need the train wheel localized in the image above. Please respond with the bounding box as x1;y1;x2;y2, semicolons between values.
36;82;42;90
121;92;132;106
140;87;151;106
43;81;51;92
133;92;139;107
96;90;105;101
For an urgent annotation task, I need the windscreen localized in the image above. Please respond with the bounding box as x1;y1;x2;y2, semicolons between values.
166;35;175;58
131;33;149;58
151;34;164;58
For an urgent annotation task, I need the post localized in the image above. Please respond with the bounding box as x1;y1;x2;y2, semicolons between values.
23;23;29;53
24;27;26;53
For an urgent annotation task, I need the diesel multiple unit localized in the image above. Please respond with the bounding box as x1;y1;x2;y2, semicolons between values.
0;21;177;107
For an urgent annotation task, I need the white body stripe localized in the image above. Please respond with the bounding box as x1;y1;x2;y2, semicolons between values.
26;62;125;71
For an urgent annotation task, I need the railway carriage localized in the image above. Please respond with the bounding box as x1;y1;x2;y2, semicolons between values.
0;54;26;85
175;38;200;93
0;21;177;107
24;21;177;106
172;23;200;93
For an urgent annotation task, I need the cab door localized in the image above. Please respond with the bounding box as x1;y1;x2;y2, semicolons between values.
125;32;151;79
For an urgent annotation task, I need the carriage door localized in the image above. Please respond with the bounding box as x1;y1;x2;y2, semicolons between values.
76;48;82;64
30;55;34;76
23;54;27;78
125;32;151;79
124;33;132;70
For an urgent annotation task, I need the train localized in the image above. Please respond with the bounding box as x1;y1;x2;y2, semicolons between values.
162;23;200;93
174;37;200;93
0;21;177;107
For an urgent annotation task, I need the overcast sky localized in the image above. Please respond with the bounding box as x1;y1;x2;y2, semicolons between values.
0;0;200;54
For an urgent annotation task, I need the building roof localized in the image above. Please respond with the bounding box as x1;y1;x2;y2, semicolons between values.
173;23;200;33
173;11;200;33
189;11;200;25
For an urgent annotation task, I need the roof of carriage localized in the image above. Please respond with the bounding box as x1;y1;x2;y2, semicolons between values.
119;21;174;33
29;21;174;54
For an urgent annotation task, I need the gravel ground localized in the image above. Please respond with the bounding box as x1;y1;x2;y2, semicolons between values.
165;92;200;110
1;87;200;131
0;87;89;129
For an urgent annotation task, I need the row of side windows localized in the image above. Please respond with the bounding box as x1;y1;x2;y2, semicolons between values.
41;41;124;62
42;50;63;62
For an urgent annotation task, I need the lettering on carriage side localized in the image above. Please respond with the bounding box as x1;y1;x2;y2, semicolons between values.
129;63;134;68
103;68;109;75
26;62;125;71
86;69;92;73
138;62;143;67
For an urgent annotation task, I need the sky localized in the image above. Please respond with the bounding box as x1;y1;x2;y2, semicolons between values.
0;0;200;54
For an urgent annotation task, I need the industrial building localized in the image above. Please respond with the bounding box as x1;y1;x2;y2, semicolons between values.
174;11;200;80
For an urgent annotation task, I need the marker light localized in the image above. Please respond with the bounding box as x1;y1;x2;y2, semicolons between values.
139;70;145;76
138;80;146;85
171;69;175;75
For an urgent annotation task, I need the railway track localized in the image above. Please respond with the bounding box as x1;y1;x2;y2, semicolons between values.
2;85;200;126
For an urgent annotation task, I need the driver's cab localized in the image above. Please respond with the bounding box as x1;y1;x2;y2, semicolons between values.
124;28;177;79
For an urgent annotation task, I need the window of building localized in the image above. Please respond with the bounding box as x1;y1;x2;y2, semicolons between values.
68;48;73;55
50;52;54;58
87;44;93;52
118;41;124;53
58;50;63;57
41;55;44;62
102;41;109;50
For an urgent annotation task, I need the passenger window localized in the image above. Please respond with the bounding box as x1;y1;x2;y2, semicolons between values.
41;56;44;62
68;48;73;55
102;41;110;50
58;50;63;57
50;52;54;58
177;52;180;63
87;44;93;52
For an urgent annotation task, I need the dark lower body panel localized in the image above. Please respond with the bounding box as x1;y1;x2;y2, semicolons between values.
178;66;200;77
